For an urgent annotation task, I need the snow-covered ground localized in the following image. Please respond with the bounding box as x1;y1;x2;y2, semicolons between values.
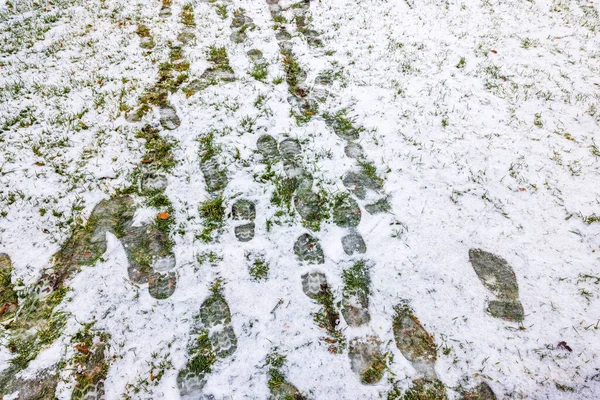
1;0;599;399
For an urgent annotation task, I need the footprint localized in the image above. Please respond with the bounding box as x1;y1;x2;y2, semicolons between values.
344;142;364;159
468;249;524;322
301;271;328;299
257;134;280;161
294;233;325;264
0;367;58;399
200;158;228;193
332;194;361;228
301;271;345;352
159;104;181;130
231;199;256;242
247;49;265;64
178;285;237;397
266;351;307;399
460;382;497;400
341;261;370;327
71;332;110;400
392;303;437;378
364;197;391;214
230;9;255;43
342;170;383;199
341;233;367;255
349;336;385;384
279;138;302;160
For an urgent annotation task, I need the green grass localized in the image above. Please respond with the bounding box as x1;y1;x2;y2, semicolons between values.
215;4;227;19
249;258;269;280
342;260;370;298
270;176;298;211
135;125;177;171
198;196;225;242
181;3;195;26
208;46;230;65
249;63;268;82
185;330;216;375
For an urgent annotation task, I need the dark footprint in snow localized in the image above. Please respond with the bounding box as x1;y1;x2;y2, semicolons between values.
392;303;437;378
178;286;237;397
343;170;383;199
266;351;307;400
200;158;228;193
341;232;367;255
301;271;328;299
460;382;497;400
257;134;280;161
294;190;325;229
231;199;256;242
61;195;178;300
159;105;181;130
344;142;364;159
230;10;254;43
294;233;325;264
341;261;370;327
159;6;172;17
148;271;177;299
349;336;386;384
121;220;177;300
468;249;524;322
301;271;345;352
247;49;265;64
279;138;302;160
365;197;391;214
332;194;361;227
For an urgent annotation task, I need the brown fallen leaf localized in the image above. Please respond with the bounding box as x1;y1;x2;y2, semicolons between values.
491;49;498;54
75;344;90;354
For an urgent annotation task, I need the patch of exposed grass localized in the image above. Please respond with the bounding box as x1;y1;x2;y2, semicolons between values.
342;260;370;299
249;258;269;281
181;3;195;26
135;125;177;171
314;284;346;353
249;63;268;82
198;196;225;242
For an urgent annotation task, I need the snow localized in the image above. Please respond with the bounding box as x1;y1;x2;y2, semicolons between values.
1;0;599;398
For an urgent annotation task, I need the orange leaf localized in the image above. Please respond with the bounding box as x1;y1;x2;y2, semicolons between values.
157;212;170;220
75;344;89;354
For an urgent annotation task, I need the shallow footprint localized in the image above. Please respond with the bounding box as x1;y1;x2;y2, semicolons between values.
341;232;367;256
349;336;385;384
342;261;370;327
279;138;302;160
294;233;325;264
392;303;437;377
460;382;497;400
468;249;524;322
332;194;361;227
232;199;256;242
257;134;280;161
178;285;237;397
343;170;383;199
301;271;328;299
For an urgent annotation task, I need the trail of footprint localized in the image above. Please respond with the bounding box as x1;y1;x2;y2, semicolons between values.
0;4;191;397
